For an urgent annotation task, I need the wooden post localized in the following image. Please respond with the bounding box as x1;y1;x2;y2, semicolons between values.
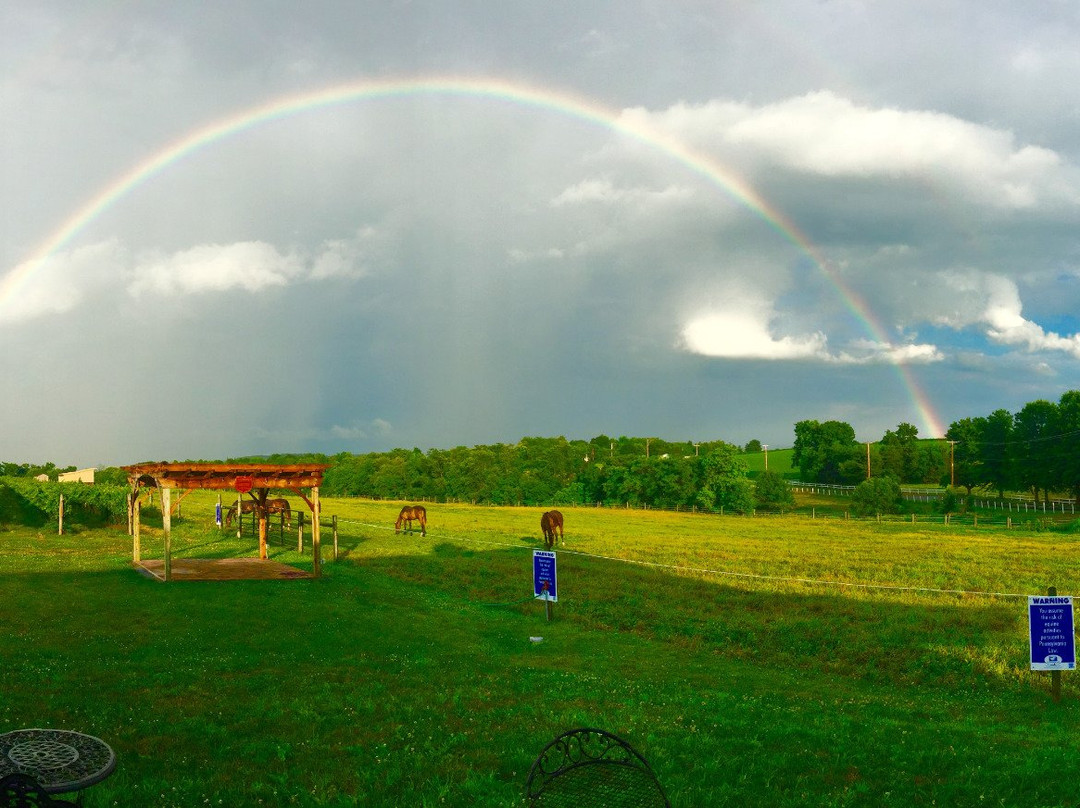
58;494;64;536
259;514;268;559
1050;586;1062;703
133;497;141;564
236;495;242;540
127;492;134;535
257;489;268;560
333;515;338;561
161;487;172;583
297;511;304;553
312;487;321;578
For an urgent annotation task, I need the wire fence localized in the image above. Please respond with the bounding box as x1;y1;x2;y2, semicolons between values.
789;481;1078;512
329;516;1039;602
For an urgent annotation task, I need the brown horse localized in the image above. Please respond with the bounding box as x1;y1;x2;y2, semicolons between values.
541;510;564;548
395;505;427;536
226;498;292;528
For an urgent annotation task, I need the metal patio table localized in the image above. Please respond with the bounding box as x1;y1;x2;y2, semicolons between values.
0;729;115;795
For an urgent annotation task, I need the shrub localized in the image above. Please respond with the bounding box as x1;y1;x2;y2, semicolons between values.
852;475;903;516
754;469;795;511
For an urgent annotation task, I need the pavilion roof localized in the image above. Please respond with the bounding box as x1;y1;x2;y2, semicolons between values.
121;462;329;490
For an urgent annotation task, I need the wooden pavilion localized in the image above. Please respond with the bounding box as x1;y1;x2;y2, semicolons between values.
122;462;330;582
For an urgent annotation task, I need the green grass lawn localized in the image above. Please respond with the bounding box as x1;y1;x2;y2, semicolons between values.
3;496;1080;806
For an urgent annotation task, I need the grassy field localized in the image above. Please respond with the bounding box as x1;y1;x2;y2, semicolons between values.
740;447;795;477
3;494;1080;806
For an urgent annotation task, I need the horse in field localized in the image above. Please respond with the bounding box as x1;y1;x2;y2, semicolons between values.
541;510;564;549
225;498;292;528
396;505;427;536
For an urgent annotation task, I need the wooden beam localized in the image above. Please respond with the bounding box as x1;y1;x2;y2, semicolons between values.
289;487;315;512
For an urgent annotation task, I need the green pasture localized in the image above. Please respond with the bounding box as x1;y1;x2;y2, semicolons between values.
3;495;1080;806
741;447;795;477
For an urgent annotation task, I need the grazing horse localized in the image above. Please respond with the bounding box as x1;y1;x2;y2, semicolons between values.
226;498;292;528
395;505;427;536
541;510;564;549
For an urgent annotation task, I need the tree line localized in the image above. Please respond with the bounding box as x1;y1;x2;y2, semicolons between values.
946;390;1080;505
316;436;764;512
7;388;1080;526
792;389;1080;506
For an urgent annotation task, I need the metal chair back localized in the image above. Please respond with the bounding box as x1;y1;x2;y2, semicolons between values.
525;727;671;807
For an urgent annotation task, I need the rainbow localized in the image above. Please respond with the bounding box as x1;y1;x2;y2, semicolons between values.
0;75;945;436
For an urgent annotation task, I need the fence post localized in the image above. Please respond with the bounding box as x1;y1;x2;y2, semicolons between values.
1049;586;1063;703
333;514;338;561
133;498;141;564
297;511;304;553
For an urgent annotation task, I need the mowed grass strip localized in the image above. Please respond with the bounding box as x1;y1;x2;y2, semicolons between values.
2;496;1079;806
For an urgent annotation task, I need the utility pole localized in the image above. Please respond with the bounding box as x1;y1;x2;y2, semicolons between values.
866;442;871;479
693;442;700;457
646;438;652;458
763;444;769;471
948;440;956;488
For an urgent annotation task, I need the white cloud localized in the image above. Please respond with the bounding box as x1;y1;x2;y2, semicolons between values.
681;295;942;365
0;240;125;326
0;228;385;325
682;307;829;360
310;226;383;280
127;241;305;297
330;418;392;440
550;178;692;208
329;423;368;440
834;340;944;365
621;91;1076;209
938;270;1080;357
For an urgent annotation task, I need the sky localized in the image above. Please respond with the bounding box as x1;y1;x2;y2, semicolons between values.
3;1;1080;467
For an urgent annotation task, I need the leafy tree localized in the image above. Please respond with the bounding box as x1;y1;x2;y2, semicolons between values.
793;420;860;484
1056;391;1080;501
852;476;903;516
879;422;919;481
754;469;794;511
980;409;1015;498
696;445;753;513
944;417;983;494
744;439;762;453
1013;400;1058;505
